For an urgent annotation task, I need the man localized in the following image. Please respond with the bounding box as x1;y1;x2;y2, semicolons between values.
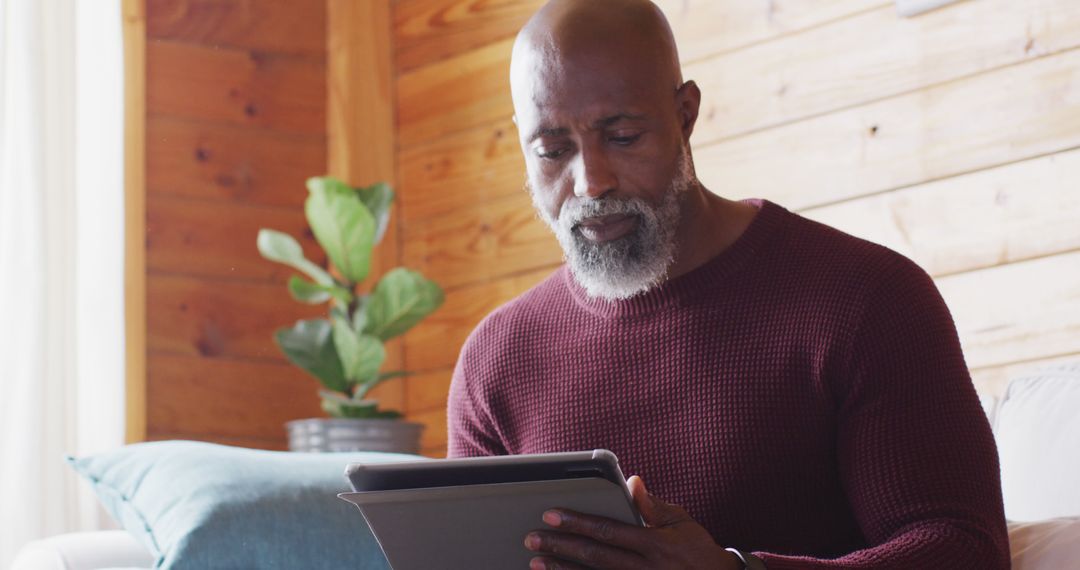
446;0;1011;568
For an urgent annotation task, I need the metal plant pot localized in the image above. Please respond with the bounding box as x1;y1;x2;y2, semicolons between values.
286;418;425;454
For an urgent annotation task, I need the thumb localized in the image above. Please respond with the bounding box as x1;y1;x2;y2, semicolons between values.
628;475;686;527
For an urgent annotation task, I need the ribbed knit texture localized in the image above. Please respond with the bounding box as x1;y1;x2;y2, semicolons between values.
447;199;1010;568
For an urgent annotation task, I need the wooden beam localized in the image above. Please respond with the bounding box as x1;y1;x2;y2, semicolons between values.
327;0;404;412
123;0;147;444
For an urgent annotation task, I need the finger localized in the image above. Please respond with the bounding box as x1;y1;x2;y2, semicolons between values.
540;508;650;550
626;476;655;523
626;475;692;528
525;530;647;569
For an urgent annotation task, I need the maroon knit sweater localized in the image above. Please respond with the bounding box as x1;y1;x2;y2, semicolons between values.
447;199;1010;568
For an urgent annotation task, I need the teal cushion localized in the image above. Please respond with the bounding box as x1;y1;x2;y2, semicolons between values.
67;440;426;569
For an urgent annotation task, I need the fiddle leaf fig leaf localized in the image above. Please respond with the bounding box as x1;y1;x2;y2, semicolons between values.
318;390;399;419
356;182;394;245
351;294;369;335
365;268;445;341
256;229;333;285
274;320;348;393
331;314;386;384
287;276;353;305
305;177;376;284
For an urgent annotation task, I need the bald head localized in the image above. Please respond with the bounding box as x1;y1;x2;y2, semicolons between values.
512;0;682;93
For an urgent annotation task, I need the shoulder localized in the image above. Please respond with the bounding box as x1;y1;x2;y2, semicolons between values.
775;206;936;297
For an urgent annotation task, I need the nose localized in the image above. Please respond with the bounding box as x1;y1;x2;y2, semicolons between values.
573;143;617;199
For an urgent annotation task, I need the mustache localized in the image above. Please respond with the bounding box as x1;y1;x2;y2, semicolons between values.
559;197;648;228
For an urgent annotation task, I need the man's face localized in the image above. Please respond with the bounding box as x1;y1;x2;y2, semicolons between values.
513;46;694;300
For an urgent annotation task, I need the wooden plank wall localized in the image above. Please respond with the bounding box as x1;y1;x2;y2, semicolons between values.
395;0;1080;457
142;0;329;449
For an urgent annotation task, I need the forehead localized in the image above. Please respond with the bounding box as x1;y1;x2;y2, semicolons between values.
511;47;671;136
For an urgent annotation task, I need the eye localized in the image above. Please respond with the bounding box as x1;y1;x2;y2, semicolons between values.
609;132;642;146
536;147;569;160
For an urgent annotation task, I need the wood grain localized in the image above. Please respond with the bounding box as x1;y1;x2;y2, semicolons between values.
941;250;1080;375
124;0;148;444
146;194;325;282
801;147;1080;278
393;0;889;144
694;47;1080;211
405;369;454;412
403;265;554;373
399;46;1080;230
146;115;324;208
396;37;514;146
146;0;326;55
146;273;323;361
401;190;561;290
688;0;1080;146
654;0;888;64
147;352;324;441
394;0;543;72
147;39;325;135
398;118;523;223
409;407;449;455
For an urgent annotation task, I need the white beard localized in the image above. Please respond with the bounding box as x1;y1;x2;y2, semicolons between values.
531;147;695;300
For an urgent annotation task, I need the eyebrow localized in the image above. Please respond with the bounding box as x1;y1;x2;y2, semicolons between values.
527;113;647;143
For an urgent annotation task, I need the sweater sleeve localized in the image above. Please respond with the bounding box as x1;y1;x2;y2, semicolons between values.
756;259;1010;569
446;337;508;458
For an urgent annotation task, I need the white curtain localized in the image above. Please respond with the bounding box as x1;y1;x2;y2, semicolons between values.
0;0;125;565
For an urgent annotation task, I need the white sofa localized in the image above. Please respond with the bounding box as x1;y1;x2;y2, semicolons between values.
13;364;1080;569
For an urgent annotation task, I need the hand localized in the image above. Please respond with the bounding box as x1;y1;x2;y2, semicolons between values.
523;475;743;569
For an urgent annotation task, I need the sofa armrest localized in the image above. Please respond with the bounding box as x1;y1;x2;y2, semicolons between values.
11;530;153;570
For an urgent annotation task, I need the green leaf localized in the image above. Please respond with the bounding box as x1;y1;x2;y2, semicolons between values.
256;229;333;285
305;177;376;284
287;276;353;305
331;315;386;384
365;267;445;340
354;370;412;400
356;182;394;245
351;294;369;334
287;276;330;304
274;319;348;393
319;390;402;419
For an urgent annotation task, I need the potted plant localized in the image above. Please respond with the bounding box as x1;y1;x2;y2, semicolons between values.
256;176;444;453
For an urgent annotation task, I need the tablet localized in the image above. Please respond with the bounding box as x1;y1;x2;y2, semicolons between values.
338;449;643;570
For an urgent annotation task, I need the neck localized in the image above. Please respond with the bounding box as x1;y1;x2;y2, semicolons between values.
665;184;758;282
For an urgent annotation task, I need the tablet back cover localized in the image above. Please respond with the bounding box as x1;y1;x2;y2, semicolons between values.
339;477;640;569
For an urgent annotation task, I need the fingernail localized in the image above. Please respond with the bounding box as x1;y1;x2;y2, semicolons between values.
530;558;546;570
525;533;541;550
542;510;562;526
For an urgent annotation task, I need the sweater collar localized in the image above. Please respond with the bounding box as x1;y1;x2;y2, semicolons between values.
564;198;786;319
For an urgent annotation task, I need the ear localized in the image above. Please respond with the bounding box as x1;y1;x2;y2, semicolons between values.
675;80;701;141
